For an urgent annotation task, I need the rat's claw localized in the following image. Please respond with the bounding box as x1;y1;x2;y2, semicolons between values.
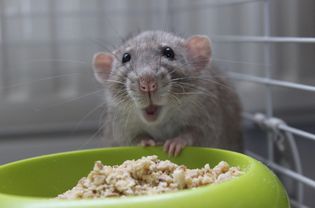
164;137;187;157
174;144;183;157
163;140;171;152
139;138;156;147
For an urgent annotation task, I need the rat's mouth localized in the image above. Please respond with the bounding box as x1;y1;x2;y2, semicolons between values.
141;105;161;122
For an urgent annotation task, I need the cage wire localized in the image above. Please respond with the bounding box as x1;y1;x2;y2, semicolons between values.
205;0;315;207
0;0;315;207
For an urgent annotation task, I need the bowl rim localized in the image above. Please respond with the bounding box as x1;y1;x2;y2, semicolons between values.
0;147;268;207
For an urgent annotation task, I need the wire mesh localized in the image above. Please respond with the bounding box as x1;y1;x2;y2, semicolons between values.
207;0;315;207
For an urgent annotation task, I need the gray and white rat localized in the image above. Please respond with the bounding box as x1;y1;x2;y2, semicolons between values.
92;31;242;156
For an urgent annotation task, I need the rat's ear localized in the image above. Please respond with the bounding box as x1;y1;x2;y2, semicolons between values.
92;52;114;83
185;35;212;70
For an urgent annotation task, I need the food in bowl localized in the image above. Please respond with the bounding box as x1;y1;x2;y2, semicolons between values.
56;155;242;199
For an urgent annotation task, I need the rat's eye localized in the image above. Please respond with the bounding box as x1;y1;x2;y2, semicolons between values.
122;53;131;63
162;47;175;60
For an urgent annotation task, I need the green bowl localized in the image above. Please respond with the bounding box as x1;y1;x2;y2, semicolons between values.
0;147;289;208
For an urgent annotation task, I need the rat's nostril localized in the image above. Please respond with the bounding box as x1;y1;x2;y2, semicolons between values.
150;83;157;91
140;84;147;91
139;76;157;93
139;80;149;92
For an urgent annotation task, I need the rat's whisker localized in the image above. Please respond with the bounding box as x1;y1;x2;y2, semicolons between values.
212;57;269;67
89;38;116;53
169;81;218;101
173;89;217;100
123;104;134;132
112;92;131;106
101;78;125;85
72;101;108;133
168;92;182;105
170;81;209;94
173;92;205;95
170;82;187;93
27;58;90;66
171;76;234;92
76;122;105;150
34;88;105;111
0;72;92;90
112;88;128;99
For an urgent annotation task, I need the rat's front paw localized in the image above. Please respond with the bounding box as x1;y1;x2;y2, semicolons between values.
163;137;188;157
138;138;156;147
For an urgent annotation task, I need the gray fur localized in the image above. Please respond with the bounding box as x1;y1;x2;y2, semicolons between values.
99;31;242;152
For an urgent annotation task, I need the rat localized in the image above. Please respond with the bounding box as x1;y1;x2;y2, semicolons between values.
92;31;242;156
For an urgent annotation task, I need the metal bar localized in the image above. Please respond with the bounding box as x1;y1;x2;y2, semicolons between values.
290;199;310;208
243;112;315;142
167;0;176;32
212;35;315;44
0;10;165;18
0;121;98;137
0;0;265;18
263;0;272;116
179;0;265;8
247;151;315;189
168;0;265;13
279;124;315;142
0;0;9;97
243;111;305;202
263;0;274;162
228;72;315;92
285;131;304;205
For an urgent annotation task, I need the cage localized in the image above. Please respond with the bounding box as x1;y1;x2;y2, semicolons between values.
0;0;314;207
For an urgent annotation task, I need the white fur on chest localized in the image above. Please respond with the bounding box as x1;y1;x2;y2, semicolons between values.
142;109;186;141
144;122;179;141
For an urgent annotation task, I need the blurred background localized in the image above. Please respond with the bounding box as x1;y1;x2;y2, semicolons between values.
0;0;314;207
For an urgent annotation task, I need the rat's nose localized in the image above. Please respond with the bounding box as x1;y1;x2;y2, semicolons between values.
139;75;157;93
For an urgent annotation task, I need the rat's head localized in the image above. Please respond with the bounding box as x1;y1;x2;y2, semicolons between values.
92;31;212;124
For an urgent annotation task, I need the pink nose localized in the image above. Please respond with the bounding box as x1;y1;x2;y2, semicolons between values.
139;76;157;92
